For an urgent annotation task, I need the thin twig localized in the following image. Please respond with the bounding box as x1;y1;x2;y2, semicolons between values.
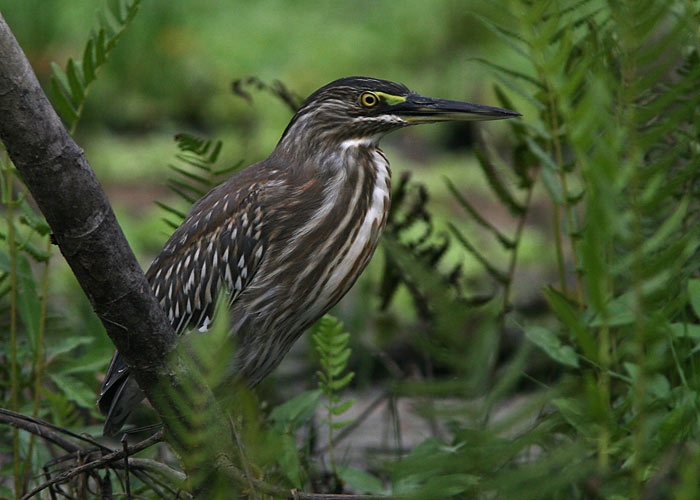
121;434;131;499
21;431;164;500
0;408;100;453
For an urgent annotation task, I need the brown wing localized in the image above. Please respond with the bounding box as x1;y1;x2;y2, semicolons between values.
98;176;268;435
147;181;266;335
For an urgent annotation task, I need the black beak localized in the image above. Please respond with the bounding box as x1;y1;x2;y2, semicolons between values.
393;93;521;123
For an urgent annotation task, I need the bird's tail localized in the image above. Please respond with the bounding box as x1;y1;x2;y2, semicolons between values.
98;352;146;436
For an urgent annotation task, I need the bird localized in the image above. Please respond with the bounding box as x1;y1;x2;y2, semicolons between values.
97;76;520;436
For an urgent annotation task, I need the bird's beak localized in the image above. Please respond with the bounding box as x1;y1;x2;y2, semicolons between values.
393;93;521;123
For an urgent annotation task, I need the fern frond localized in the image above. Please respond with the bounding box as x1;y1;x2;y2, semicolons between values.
157;134;239;229
50;0;142;133
380;173;465;314
447;223;509;285
444;177;513;249
311;314;355;475
474;148;526;215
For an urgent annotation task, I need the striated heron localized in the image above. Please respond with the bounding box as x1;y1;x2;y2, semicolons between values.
98;76;520;436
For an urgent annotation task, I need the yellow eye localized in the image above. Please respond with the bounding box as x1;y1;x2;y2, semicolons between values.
360;92;379;108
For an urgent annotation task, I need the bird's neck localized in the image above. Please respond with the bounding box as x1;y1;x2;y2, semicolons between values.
271;135;392;319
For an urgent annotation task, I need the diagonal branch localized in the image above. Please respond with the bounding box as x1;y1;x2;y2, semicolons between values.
0;13;236;496
0;11;174;402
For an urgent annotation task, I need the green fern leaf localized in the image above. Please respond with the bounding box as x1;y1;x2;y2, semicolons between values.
473;13;530;58
471;57;544;90
448;223;508;285
82;38;96;82
445;177;514;249
49;0;142;129
49;76;78;123
474;149;525;215
95;29;107;66
97;5;120;37
66;58;85;103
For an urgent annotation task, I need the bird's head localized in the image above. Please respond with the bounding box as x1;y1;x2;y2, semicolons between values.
276;76;520;151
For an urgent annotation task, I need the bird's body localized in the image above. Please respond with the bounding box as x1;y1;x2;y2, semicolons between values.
98;77;519;436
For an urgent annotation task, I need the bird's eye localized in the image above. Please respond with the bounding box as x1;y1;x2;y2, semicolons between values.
360;92;379;108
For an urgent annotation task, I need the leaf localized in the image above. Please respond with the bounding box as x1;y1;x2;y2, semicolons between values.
50;76;78;123
647;373;671;400
168;164;211;184
49;0;142;130
50;61;70;91
330;418;354;429
58;356;109;375
269;389;322;431
275;432;302;488
329;398;354;416
82;38;96;82
0;248;10;273
552;397;596;437
114;0;128;23
473;13;530;59
624;362;640;380
424;473;479;497
98;4;120;36
153;201;187;220
19;197;51;235
539;166;565;204
45;335;95;361
329;371;354;391
688;279;700;320
474;148;525;215
543;287;597;360
47;373;96;410
658;403;697;446
448;223;508;284
638;197;689;256
624;363;671;401
66;58;85;103
336;466;385;494
525;325;579;368
669;322;700;339
95;29;107;65
471;57;544;89
589;292;636;327
445;177;514;248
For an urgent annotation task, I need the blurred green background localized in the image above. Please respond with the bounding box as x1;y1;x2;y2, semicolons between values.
2;0;523;181
2;1;540;283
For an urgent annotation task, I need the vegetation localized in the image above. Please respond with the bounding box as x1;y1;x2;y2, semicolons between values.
1;0;700;498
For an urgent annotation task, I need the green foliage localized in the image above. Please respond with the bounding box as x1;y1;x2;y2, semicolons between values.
156;133;240;230
267;389;322;488
416;0;700;498
0;152;109;496
312;315;356;475
50;0;142;133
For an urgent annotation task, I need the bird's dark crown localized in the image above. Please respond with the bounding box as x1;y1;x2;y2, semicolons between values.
279;76;414;144
304;77;411;107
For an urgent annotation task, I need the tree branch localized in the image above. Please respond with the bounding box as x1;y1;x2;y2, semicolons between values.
0;12;173;396
0;13;237;497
